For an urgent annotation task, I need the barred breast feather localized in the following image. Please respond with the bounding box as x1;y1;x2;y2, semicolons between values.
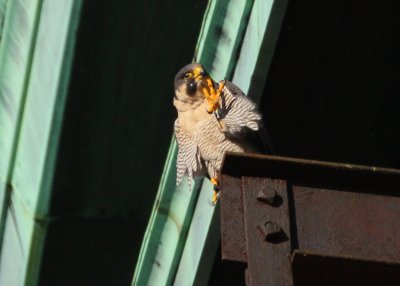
174;120;204;186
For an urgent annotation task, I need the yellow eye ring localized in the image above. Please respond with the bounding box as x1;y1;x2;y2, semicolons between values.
184;73;192;79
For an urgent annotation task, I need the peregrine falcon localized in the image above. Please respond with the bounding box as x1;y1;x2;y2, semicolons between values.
173;63;267;204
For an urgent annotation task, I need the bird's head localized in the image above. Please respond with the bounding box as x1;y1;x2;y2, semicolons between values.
173;63;213;111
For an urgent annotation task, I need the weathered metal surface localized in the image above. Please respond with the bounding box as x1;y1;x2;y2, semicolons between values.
173;180;221;286
220;153;400;285
0;0;44;259
256;184;277;205
292;250;400;286
242;177;293;286
233;0;289;103
222;152;400;195
219;175;246;263
0;1;82;285
294;186;400;263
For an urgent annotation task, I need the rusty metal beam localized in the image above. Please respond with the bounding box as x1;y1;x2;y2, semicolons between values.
221;152;400;195
241;178;293;286
293;185;400;263
219;153;400;285
292;250;400;286
219;176;246;263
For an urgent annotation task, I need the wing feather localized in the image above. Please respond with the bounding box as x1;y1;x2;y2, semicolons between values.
219;81;273;154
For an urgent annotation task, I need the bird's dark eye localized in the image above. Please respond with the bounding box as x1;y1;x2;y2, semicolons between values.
184;73;192;79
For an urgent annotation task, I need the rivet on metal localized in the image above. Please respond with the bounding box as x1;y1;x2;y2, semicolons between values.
257;185;277;205
264;221;282;242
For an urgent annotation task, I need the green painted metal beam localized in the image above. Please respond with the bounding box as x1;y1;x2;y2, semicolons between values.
0;0;44;263
0;0;8;40
194;0;254;80
0;1;82;285
173;180;221;286
233;0;289;103
132;143;202;285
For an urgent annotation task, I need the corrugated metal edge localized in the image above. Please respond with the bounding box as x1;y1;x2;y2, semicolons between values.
132;138;203;285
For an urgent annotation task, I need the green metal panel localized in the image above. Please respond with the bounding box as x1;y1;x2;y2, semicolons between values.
233;0;288;103
133;140;202;285
195;0;254;79
0;0;82;285
173;181;221;286
0;0;43;257
0;0;8;40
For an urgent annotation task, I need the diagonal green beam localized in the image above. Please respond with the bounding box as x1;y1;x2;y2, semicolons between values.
174;0;289;284
0;0;44;259
132;138;202;286
233;0;289;104
132;0;254;285
0;0;8;40
0;1;83;285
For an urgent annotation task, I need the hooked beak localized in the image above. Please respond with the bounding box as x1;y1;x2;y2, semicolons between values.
193;67;207;82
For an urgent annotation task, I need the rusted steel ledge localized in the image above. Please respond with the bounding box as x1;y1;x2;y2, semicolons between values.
220;153;400;285
292;250;400;286
221;152;400;195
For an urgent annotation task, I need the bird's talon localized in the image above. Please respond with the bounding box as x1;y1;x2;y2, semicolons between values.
206;78;215;95
206;102;219;113
202;87;210;98
210;177;220;205
204;79;224;113
217;80;226;95
211;190;219;205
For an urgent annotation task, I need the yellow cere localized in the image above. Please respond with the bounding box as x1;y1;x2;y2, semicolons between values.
193;67;204;80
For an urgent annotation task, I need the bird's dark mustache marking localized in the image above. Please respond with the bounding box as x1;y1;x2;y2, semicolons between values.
186;81;197;95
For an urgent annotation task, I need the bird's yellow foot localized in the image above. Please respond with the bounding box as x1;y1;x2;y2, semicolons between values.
212;191;219;205
203;79;225;113
210;177;220;205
